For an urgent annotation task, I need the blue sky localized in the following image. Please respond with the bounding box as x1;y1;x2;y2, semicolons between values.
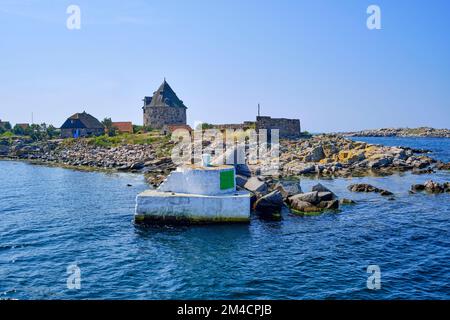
0;0;449;132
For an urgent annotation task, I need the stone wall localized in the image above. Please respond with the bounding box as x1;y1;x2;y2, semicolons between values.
256;116;301;139
210;122;255;131
143;106;186;129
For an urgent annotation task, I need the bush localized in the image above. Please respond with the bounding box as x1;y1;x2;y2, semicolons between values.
1;131;13;138
133;125;143;134
13;124;26;136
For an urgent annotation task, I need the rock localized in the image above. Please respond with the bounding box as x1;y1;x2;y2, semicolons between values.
411;184;425;192
294;163;316;175
312;183;336;199
130;162;145;170
253;190;284;214
380;190;394;196
368;157;392;169
348;183;378;193
235;175;248;188
435;161;450;171
322;199;339;210
423;180;447;193
317;192;334;201
235;164;252;177
0;145;9;156
117;165;131;171
411;168;434;174
348;183;393;196
244;177;268;194
274;181;302;200
343;127;450;138
289;191;319;205
337;150;365;164
290;200;322;213
305;146;325;162
339;198;356;205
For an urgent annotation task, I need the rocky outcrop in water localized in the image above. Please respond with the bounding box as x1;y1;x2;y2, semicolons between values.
342;127;450;138
411;180;450;194
278;135;438;178
348;183;394;196
288;183;340;214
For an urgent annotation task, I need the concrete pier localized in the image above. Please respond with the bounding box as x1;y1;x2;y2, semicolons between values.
135;164;251;224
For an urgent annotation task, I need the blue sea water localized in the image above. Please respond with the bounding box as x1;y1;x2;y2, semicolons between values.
0;137;449;300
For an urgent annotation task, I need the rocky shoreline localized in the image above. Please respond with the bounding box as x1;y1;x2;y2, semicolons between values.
1;133;449;220
1;134;449;187
342;127;450;138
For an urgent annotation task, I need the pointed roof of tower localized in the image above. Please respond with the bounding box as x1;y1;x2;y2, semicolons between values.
148;80;187;108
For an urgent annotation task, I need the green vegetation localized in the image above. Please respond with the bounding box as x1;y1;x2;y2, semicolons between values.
133;125;143;134
197;123;215;130
0;131;14;138
0;122;12;134
101;117;116;137
86;132;170;147
2;123;60;141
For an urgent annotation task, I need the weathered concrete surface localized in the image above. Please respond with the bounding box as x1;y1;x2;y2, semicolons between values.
158;165;236;196
135;190;251;224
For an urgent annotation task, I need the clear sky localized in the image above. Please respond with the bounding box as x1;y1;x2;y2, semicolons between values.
0;0;449;132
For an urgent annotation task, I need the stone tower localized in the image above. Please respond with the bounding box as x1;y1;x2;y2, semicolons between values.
142;80;187;129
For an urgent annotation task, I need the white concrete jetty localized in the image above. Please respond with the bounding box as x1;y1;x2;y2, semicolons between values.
135;164;251;224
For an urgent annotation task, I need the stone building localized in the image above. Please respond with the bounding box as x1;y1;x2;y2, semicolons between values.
142;80;187;129
0;120;11;131
60;111;104;138
256;116;301;139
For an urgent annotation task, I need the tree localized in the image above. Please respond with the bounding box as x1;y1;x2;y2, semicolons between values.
46;125;58;138
4;122;11;131
101;118;116;136
28;124;46;141
13;124;25;136
133;125;143;134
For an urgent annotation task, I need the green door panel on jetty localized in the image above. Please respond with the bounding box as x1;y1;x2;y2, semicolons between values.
220;170;234;190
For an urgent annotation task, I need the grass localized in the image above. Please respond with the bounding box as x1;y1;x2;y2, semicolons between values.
0;132;14;138
84;132;169;147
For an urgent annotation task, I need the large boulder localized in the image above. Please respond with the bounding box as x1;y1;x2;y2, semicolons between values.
130;162;145;170
235;164;252;177
348;183;393;196
340;198;356;205
368;157;392;169
274;181;302;200
317;192;334;202
435;161;450;171
424;180;446;193
290;200;322;213
305;146;325;162
244;177;268;194
411;184;425;192
253;190;284;214
291;163;316;175
336;150;365;165
0;145;9;156
235;175;248;188
312;183;337;199
289;191;319;205
348;183;379;193
317;199;339;210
